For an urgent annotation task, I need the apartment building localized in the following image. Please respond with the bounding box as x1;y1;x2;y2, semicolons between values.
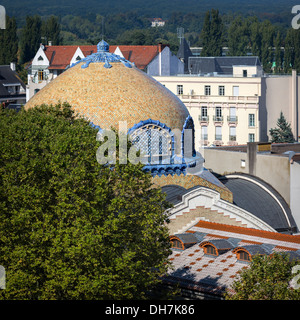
154;67;262;151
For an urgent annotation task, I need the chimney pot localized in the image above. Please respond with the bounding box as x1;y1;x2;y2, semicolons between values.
10;62;16;71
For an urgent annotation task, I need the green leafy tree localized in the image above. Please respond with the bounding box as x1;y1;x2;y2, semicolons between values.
227;16;250;56
269;111;294;143
225;253;300;300
199;11;211;56
0;15;18;65
283;29;294;73
0;103;172;300
249;17;262;58
41;16;62;45
274;31;283;73
209;9;224;56
20;15;42;64
261;20;275;73
200;9;224;57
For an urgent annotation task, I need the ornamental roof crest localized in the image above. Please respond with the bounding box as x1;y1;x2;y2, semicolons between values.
70;40;133;69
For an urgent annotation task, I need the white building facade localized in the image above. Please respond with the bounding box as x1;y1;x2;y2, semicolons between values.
154;67;262;150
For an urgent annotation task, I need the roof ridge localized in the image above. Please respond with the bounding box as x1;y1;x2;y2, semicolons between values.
193;220;300;244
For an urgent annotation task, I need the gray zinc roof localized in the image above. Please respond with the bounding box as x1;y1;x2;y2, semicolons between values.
220;175;297;234
201;239;234;250
174;233;199;244
188;56;261;75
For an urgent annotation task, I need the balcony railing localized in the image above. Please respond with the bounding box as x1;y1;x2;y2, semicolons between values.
177;94;259;103
215;134;222;140
227;116;238;123
201;134;208;140
213;116;223;122
229;135;237;141
199;115;209;122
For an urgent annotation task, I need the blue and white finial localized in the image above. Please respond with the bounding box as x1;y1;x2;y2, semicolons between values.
97;40;109;53
70;39;133;69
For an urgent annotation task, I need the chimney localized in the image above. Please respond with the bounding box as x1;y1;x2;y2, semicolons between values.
158;44;162;76
158;43;162;53
48;41;52;46
10;62;16;71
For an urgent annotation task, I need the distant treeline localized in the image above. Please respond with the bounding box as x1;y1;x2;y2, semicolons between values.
0;9;300;83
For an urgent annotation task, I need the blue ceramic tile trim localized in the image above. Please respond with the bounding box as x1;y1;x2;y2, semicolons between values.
70;40;133;69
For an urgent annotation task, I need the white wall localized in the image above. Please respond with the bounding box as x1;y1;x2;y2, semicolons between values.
290;160;300;228
147;47;183;76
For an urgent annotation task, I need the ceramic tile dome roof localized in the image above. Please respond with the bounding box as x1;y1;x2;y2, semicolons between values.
25;41;189;131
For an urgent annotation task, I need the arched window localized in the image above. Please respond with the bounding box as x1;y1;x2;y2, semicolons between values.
203;245;217;256
129;121;173;165
236;250;251;262
233;247;252;262
171;239;184;250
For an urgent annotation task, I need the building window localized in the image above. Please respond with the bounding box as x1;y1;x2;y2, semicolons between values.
219;86;225;96
38;55;44;61
38;70;45;81
201;126;208;140
249;114;255;127
6;86;14;94
237;250;250;261
130;122;173;165
214;106;223;122
205;85;211;96
215;126;222;141
249;133;255;142
229;126;236;141
171;239;183;250
243;69;248;77
228;107;237;123
204;245;217;256
200;106;208;121
233;86;239;96
177;85;183;95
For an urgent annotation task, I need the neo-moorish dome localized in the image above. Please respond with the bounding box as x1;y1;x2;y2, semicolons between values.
25;40;189;131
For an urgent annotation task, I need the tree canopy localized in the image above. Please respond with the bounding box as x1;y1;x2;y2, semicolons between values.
200;9;224;57
0;103;172;299
226;252;300;300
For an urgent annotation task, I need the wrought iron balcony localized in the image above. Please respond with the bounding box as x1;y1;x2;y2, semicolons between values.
213;116;223;122
199;115;209;122
229;135;237;141
227;116;238;123
215;134;222;140
201;134;208;140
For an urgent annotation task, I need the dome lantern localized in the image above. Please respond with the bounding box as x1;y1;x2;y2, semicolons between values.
97;39;109;53
70;39;133;69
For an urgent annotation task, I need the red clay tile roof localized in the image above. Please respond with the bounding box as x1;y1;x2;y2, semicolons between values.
190;220;300;244
166;220;300;298
42;44;164;70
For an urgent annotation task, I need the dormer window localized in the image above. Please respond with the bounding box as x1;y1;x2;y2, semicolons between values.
170;234;198;251
204;245;217;256
236;250;251;262
200;239;234;257
233;245;267;263
171;239;183;250
76;55;81;61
